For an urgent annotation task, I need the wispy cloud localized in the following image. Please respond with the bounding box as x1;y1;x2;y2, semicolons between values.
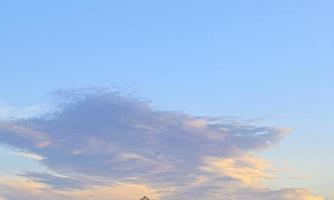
0;104;50;121
0;89;323;199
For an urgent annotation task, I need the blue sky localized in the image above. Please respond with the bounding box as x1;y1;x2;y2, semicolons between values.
0;1;333;199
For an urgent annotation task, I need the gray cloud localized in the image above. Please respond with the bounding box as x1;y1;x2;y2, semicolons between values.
0;89;322;199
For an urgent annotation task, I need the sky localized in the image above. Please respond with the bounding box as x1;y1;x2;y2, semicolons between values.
0;0;333;199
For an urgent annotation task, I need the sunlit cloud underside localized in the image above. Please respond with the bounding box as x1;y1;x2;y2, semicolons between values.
0;89;323;200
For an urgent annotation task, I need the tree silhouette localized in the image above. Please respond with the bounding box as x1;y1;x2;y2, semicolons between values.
140;196;149;200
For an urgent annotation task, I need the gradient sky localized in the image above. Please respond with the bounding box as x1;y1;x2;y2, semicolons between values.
0;1;333;200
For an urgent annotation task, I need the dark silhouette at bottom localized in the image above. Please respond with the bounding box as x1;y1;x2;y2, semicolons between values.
140;196;150;200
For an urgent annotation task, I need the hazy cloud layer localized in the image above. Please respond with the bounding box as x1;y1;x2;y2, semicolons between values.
0;89;323;199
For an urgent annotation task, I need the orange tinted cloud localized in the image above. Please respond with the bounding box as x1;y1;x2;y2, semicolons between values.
0;177;162;200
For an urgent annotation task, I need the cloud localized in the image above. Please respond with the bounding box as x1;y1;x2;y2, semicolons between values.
289;175;310;181
0;104;49;121
0;176;161;200
0;89;323;199
172;155;323;200
200;154;271;186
